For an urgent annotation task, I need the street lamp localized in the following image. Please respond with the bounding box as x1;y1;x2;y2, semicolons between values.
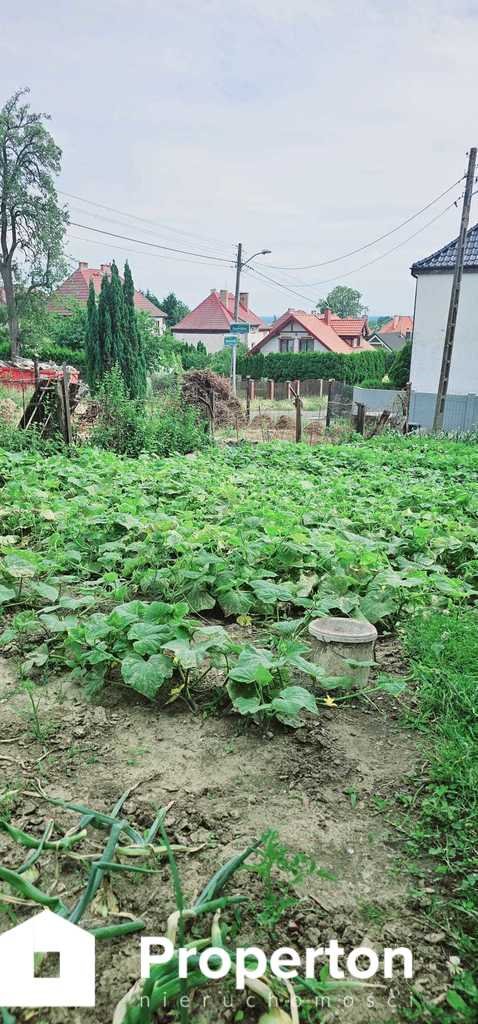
231;243;272;394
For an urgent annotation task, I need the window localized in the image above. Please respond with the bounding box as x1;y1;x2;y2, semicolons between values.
279;339;291;353
299;338;314;353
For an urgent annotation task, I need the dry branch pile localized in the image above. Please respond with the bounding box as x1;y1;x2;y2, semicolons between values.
182;369;244;426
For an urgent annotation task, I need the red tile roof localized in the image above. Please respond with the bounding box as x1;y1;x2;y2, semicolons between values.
329;316;368;338
249;310;373;355
48;264;165;318
378;315;413;335
172;290;265;332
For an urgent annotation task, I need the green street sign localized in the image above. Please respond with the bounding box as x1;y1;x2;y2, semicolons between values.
230;322;249;334
224;335;238;347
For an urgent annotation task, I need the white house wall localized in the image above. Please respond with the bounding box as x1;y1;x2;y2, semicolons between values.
256;334;329;354
173;328;265;354
411;272;478;394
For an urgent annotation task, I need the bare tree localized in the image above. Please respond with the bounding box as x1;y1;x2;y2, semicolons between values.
0;88;68;358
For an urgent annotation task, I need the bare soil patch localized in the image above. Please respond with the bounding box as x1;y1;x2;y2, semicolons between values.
0;640;452;1023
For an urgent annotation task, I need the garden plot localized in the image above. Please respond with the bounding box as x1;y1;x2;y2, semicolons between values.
0;435;476;1023
0;641;455;1024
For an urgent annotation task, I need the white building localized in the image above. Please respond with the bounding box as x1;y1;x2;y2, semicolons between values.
249;308;372;356
410;224;478;395
172;289;267;353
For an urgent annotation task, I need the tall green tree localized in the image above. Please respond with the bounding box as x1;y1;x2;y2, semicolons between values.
122;261;146;398
98;275;113;371
0;88;68;358
85;281;100;390
317;286;368;319
108;261;125;366
146;290;189;329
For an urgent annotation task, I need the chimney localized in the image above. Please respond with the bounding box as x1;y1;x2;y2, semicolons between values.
323;307;332;325
78;261;88;270
210;288;217;294
100;263;112;275
219;289;228;307
239;291;249;311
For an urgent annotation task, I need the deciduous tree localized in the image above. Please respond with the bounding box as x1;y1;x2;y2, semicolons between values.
317;286;367;319
0;88;68;357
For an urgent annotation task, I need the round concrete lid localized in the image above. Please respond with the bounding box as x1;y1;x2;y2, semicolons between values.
308;616;378;644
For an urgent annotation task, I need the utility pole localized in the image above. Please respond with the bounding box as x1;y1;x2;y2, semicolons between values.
433;147;477;431
230;242;271;396
232;242;242;396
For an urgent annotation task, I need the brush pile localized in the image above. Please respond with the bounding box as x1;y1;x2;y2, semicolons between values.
181;368;244;425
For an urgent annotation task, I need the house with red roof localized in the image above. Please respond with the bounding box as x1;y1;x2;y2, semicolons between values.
368;315;413;352
249;307;372;356
48;262;167;332
172;289;267;353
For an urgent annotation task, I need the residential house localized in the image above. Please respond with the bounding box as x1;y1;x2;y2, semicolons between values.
172;289;267;353
249;308;372;356
368;315;413;352
410;224;478;394
48;261;167;333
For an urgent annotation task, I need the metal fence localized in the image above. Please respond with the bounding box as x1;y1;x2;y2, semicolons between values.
408;392;478;432
325;381;355;427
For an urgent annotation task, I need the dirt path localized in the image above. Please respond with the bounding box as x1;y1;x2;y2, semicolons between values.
0;641;451;1024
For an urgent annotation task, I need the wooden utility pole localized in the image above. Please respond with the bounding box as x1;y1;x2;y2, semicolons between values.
433;148;477;431
289;384;302;442
231;242;243;398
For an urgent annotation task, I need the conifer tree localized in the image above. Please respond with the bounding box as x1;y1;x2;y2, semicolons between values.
122;260;147;398
85;280;100;391
109;261;125;367
98;275;114;371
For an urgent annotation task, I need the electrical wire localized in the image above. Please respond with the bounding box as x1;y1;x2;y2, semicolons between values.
68;220;235;264
263;176;466;271
245;197;464;304
67;233;235;270
59;189;233;254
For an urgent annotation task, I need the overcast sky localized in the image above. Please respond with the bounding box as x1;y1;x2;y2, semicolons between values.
2;0;477;316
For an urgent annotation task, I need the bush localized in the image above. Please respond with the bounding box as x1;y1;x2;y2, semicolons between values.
238;348;387;383
90;367;208;458
358;377;395;389
0;420;63;454
388;340;411;389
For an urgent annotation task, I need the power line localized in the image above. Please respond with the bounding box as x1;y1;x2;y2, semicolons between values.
67;204;235;260
59;189;233;254
68;221;235;264
264;176;465;271
246;197;464;304
67;233;235;271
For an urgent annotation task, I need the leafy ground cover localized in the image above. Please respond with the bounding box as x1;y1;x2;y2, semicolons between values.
0;436;476;722
0;433;477;1023
398;608;478;1022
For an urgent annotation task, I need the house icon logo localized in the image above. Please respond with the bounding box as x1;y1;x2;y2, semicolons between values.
0;909;95;1007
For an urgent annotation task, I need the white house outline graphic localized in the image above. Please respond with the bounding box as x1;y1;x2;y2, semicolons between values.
0;909;95;1007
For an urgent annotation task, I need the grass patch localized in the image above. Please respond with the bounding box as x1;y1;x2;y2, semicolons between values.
402;608;478;1021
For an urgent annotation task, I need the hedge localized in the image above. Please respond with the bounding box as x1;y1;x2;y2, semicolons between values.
237;348;390;383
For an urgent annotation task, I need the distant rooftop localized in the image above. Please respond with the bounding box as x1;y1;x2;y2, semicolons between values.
412;223;478;275
48;262;166;318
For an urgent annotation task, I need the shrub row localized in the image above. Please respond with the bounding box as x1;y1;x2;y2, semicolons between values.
237;348;392;383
